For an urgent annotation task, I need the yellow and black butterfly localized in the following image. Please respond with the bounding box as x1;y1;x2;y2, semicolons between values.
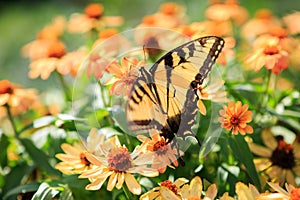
127;36;224;164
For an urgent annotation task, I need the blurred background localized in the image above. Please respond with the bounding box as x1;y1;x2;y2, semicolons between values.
1;0;300;90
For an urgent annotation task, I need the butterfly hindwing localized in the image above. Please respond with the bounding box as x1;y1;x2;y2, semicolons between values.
127;36;224;145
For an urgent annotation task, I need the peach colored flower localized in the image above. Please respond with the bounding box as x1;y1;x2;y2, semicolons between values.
140;178;188;200
0;80;38;117
197;78;227;116
22;16;66;61
283;12;300;35
245;36;289;74
55;128;105;174
105;57;145;97
241;9;281;40
137;130;183;174
205;0;248;25
28;44;87;79
79;136;158;195
218;101;253;135
235;182;260;200
248;129;300;186
67;3;123;33
180;176;218;200
256;182;300;200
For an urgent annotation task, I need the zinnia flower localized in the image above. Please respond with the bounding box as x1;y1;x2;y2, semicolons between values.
0;80;38;117
256;182;300;200
105;57;145;97
248;129;300;186
137;130;183;173
245;36;289;74
68;3;123;33
79;136;158;195
180;176;218;200
197;78;227;115
235;182;260;200
140;178;188;200
28;44;87;79
55;128;104;174
218;101;253;135
283;12;300;35
205;0;249;25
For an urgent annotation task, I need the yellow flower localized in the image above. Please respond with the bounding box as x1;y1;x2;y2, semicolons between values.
218;101;253;135
248;129;300;186
137;130;183;173
235;182;260;200
256;182;300;200
180;176;218;200
55;128;104;174
105;57;145;97
140;178;188;200
196;78;227;115
79;136;158;195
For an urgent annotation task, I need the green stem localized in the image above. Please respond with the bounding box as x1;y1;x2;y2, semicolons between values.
57;72;71;101
122;184;136;200
258;70;272;112
5;104;19;137
98;80;108;108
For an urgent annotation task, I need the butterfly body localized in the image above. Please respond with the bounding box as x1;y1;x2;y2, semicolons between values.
127;36;225;160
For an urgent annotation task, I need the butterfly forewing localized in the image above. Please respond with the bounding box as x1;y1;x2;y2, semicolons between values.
127;36;224;144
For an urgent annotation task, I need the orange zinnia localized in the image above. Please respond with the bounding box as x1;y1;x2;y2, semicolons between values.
218;101;253;135
245;36;289;74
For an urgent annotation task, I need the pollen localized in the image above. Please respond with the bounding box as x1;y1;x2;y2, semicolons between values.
290;188;300;200
160;180;178;195
98;29;118;39
80;153;90;166
263;45;279;55
84;3;104;19
160;2;179;15
47;41;66;58
270;27;288;39
108;147;132;172
270;139;295;169
0;80;13;94
230;115;240;126
153;139;168;155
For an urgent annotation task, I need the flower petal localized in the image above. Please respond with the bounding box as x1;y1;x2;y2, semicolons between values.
124;173;141;195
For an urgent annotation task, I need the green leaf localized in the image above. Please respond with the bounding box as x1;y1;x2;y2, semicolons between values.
2;162;34;199
19;138;60;176
228;135;261;190
3;182;39;200
0;134;9;168
59;185;74;200
31;183;59;200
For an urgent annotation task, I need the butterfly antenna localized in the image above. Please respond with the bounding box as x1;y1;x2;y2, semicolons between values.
142;44;147;63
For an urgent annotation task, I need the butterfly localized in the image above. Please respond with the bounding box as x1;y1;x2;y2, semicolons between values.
126;36;225;164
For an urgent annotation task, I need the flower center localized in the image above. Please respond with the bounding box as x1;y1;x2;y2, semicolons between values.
0;80;13;94
160;180;178;195
48;41;66;58
270;27;288;39
84;3;104;19
188;197;201;200
144;36;161;58
230;115;240;126
142;15;156;25
108;147;132;172
153;139;168;155
270;139;295;169
160;3;179;15
263;45;279;55
80;153;90;166
290;188;300;200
